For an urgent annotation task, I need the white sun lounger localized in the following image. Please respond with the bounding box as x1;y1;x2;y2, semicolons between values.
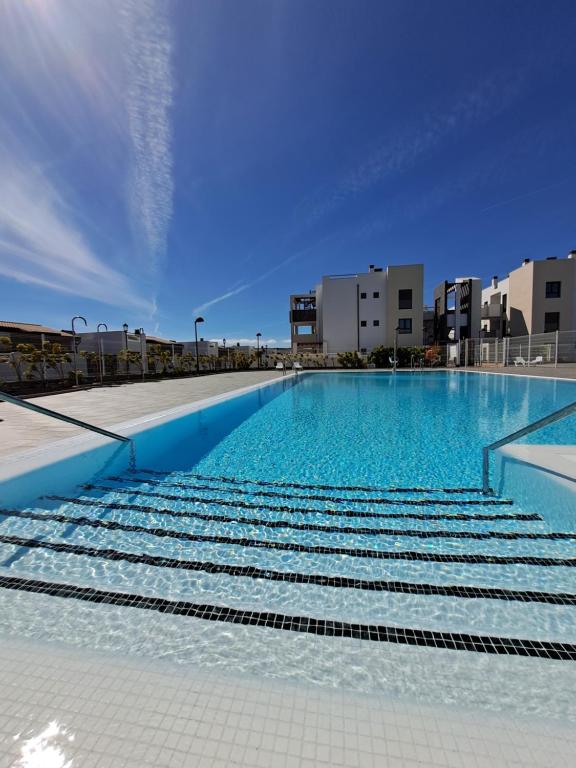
529;356;543;365
514;357;527;367
293;362;303;371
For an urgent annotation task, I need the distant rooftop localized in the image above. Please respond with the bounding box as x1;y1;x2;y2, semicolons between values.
0;321;72;336
144;334;179;345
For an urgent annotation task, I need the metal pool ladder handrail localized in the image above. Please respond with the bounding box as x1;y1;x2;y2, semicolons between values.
482;399;576;494
0;389;131;444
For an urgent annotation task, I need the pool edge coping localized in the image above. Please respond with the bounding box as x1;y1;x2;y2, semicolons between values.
0;371;296;484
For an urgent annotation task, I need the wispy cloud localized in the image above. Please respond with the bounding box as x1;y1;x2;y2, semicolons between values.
0;156;152;310
121;0;174;264
192;234;337;316
353;121;572;240
193;284;251;314
479;177;573;213
0;0;173;310
297;68;529;229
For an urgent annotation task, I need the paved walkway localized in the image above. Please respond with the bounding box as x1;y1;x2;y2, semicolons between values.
0;371;282;459
478;364;576;379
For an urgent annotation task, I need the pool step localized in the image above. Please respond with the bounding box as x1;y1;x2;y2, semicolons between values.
0;531;574;606
50;494;540;523
93;481;513;507
4;504;576;544
131;468;484;495
0;571;574;660
1;466;574;658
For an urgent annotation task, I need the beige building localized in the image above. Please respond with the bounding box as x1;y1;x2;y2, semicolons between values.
290;263;424;354
481;252;576;337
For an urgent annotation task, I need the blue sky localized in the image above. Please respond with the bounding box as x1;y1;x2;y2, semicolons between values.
0;0;575;345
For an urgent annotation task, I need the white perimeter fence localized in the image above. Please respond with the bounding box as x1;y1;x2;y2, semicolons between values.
447;330;576;368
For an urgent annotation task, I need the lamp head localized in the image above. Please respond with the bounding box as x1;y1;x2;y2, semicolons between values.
195;316;205;325
123;323;129;332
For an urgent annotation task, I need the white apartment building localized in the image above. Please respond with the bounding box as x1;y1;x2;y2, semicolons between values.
481;252;576;337
290;263;424;354
480;276;509;338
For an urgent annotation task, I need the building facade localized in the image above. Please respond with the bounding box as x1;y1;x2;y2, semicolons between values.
290;263;424;354
480;276;509;338
433;277;482;343
181;339;219;357
481;253;576;337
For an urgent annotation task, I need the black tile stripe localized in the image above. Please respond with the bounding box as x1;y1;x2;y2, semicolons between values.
42;499;566;541
51;494;541;526
74;491;533;521
113;476;501;507
2;507;576;563
88;483;513;508
134;468;482;495
0;572;573;659
1;531;574;605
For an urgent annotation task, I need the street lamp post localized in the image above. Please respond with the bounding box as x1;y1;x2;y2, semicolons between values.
222;338;227;370
138;328;146;380
394;326;399;374
194;317;205;375
122;323;129;376
256;332;262;369
96;323;108;385
71;316;87;387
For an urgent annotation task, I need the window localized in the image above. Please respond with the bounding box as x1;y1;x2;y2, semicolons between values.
546;281;561;298
360;292;367;299
360;320;367;327
544;312;560;333
373;320;380;327
398;318;412;334
398;289;412;310
373;291;380;298
360;348;367;354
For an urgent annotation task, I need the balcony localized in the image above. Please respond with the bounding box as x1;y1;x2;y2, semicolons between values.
481;304;502;319
290;309;317;323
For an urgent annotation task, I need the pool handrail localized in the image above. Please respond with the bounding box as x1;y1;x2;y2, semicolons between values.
482;398;576;494
0;389;131;444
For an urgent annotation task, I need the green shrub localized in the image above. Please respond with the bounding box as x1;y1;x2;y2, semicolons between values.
337;351;366;369
368;345;427;368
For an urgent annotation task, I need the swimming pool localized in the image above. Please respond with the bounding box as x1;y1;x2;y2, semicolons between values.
0;371;575;720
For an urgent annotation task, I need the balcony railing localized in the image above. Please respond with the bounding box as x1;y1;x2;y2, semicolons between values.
481;304;502;319
292;333;318;343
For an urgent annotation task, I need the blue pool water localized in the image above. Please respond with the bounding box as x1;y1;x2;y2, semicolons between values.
187;371;576;488
0;371;575;719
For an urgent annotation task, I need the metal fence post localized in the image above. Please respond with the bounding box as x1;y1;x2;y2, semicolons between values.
527;333;532;367
555;330;559;367
464;338;468;368
40;332;47;389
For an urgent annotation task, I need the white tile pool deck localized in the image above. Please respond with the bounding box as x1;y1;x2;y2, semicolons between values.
1;370;576;766
1;635;575;768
